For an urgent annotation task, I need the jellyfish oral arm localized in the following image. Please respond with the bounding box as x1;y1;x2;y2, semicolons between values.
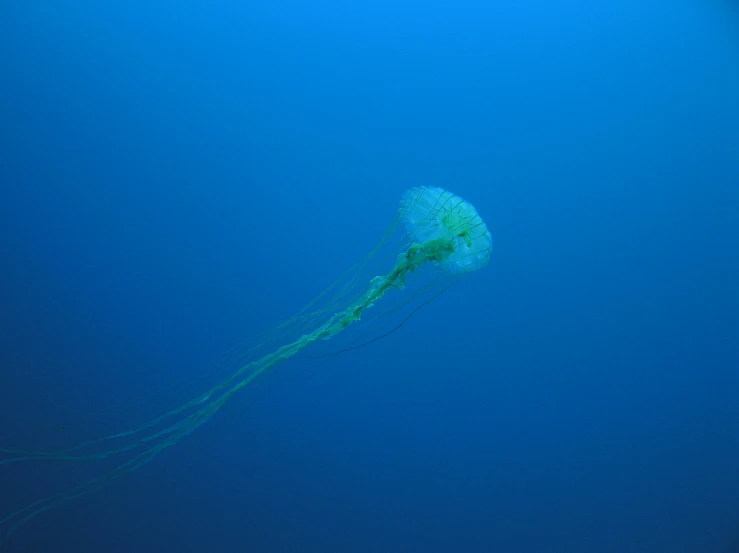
223;237;456;398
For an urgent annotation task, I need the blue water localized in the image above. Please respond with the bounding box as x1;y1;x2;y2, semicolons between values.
1;2;738;552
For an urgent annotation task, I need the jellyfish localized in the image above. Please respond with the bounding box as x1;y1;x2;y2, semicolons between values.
0;186;492;543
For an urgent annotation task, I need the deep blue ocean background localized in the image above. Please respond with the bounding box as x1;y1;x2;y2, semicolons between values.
1;2;738;552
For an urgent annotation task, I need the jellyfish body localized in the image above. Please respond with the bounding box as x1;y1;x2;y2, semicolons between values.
0;187;492;543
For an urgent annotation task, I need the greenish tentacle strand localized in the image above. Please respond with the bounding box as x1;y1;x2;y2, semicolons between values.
0;237;456;543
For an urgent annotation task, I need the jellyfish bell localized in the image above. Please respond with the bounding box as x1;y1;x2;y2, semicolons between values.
401;186;492;273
